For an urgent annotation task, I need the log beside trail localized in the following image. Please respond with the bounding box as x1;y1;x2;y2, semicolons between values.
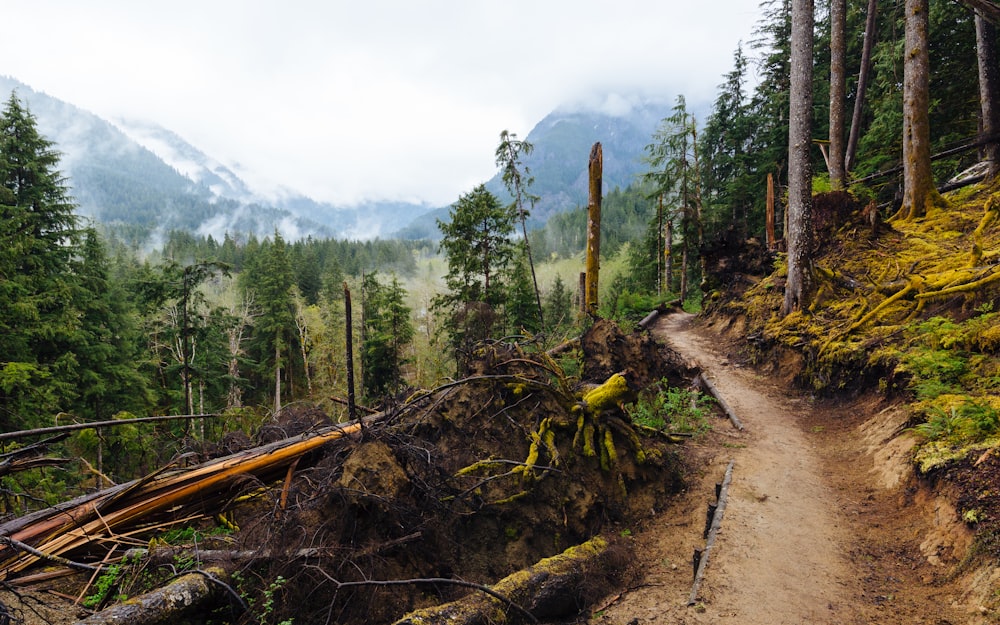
393;536;612;625
696;372;744;431
73;566;239;625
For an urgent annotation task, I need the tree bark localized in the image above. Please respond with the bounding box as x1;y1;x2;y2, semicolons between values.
846;0;879;173
978;11;1000;179
585;143;603;316
766;173;777;250
344;282;356;421
784;0;816;315
393;537;611;625
899;0;940;220
829;0;847;188
74;567;237;625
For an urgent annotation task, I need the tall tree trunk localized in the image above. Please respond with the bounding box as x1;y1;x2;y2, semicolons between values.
978;11;1000;180
899;0;940;220
692;124;705;292
829;0;847;188
273;339;282;415
847;0;878;174
766;173;777;250
585;142;603;316
680;240;689;303
344;282;356;422
665;213;673;294
656;195;664;296
784;0;816;315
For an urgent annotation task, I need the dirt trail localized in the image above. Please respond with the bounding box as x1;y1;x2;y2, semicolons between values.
593;312;967;624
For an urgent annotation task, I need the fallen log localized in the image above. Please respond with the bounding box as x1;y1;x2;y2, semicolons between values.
73;566;240;625
695;372;744;431
393;536;613;625
688;460;735;606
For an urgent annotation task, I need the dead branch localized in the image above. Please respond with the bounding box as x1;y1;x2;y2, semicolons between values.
0;414;222;443
0;537;99;573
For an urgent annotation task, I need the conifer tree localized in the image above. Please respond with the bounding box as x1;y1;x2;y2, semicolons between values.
243;232;297;413
434;184;517;369
361;272;414;400
0;92;83;428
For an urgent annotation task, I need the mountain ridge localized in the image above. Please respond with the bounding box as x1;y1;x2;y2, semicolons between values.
1;75;672;244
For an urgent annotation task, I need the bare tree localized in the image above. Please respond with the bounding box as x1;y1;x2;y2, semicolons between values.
784;0;815;315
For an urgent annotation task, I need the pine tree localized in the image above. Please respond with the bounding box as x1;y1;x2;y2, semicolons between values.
0;91;83;429
434;185;517;367
245;232;297;413
543;274;573;337
361;272;414;400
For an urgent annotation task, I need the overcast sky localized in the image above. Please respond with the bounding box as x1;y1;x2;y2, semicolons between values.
3;1;764;207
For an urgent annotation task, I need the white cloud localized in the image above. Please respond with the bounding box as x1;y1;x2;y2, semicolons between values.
2;0;763;206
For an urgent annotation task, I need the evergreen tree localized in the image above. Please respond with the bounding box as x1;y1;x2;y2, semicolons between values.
0;92;83;429
505;251;541;335
243;232;297;413
361;272;414;400
701;45;757;237
69;230;152;422
434;185;517;368
543;274;574;337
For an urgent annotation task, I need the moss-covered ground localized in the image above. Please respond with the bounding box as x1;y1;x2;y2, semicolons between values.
709;181;1000;558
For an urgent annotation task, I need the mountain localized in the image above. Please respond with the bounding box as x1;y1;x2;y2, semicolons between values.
0;75;671;245
0;76;431;244
395;101;671;239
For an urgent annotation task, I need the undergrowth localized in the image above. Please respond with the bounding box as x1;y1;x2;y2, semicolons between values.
626;378;714;436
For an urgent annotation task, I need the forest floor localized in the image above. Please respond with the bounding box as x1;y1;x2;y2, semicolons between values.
590;311;974;625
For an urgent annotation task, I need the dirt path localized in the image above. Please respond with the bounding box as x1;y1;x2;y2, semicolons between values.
591;312;967;625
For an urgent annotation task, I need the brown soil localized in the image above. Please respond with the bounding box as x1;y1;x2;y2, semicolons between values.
591;312;979;625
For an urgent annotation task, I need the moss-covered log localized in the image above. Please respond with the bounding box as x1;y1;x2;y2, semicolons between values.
393;536;613;625
73;567;238;625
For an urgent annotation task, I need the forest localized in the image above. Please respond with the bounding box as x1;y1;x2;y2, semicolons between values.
2;0;1000;622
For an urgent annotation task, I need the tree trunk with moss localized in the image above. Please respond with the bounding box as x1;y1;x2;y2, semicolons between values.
393;537;613;625
899;0;941;220
784;0;815;315
74;568;236;625
585;143;602;316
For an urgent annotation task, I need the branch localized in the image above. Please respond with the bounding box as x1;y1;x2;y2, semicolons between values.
0;414;223;442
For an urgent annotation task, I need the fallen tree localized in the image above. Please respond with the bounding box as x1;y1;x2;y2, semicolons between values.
0;416;378;579
393;536;615;625
73;566;240;625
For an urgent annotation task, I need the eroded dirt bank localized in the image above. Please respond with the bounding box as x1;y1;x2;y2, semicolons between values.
592;312;976;625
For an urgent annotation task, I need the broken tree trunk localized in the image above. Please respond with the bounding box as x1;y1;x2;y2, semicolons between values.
393;536;611;625
0;415;380;579
585;142;602;316
73;567;238;625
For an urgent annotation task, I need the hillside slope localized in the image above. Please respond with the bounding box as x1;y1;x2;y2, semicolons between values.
703;181;1000;617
